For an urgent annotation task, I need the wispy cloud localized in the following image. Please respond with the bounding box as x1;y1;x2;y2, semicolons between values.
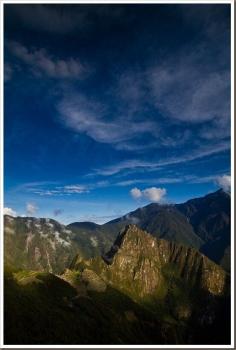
26;202;38;215
115;176;193;187
130;187;166;203
57;93;157;148
148;64;230;124
94;141;230;176
7;41;87;79
34;184;89;196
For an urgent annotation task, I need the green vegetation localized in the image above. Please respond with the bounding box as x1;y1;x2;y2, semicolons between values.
5;267;178;345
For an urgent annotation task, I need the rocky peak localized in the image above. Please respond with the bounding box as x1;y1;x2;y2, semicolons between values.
102;224;155;264
83;225;228;299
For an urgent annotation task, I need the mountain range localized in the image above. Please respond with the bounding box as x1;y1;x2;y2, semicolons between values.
4;189;231;273
5;224;230;345
4;189;231;345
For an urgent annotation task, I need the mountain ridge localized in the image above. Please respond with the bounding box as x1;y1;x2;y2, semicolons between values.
4;189;231;272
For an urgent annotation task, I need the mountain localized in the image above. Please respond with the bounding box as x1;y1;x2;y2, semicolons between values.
4;225;230;345
4;216;81;274
103;203;203;248
64;225;230;344
71;225;228;300
99;189;231;271
4;189;231;273
4;215;117;274
67;221;116;257
177;189;231;270
5;266;176;345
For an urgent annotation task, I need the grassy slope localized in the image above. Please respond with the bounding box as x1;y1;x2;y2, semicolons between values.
4;267;178;345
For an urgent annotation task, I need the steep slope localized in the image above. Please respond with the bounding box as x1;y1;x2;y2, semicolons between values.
101;189;230;270
4;216;82;273
72;225;228;300
4;225;230;345
177;189;231;270
67;221;116;257
70;225;230;344
4;190;231;272
4;266;178;345
103;204;203;248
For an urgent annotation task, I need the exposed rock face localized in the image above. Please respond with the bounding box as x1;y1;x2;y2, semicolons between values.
4;190;231;275
4;216;82;273
4;223;230;345
72;225;227;300
4;215;116;273
103;189;231;271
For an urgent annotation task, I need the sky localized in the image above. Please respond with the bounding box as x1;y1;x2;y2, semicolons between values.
4;3;231;224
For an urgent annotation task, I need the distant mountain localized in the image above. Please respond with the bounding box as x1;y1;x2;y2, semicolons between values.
67;221;115;258
4;215;116;274
103;203;203;248
99;189;231;271
4;189;231;272
4;216;80;274
177;189;230;270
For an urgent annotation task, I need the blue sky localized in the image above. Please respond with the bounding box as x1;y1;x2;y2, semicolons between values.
4;4;231;224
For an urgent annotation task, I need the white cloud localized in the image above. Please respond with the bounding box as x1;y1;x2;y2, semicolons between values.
130;187;166;203
215;175;231;192
130;187;142;199
7;41;86;79
142;187;167;202
4;207;17;217
26;203;38;216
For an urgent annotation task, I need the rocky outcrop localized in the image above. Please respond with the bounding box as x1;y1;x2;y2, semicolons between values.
4;216;81;273
71;225;227;300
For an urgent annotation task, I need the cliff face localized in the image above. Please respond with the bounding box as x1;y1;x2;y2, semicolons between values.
4;215;82;274
72;225;227;300
4;215;115;273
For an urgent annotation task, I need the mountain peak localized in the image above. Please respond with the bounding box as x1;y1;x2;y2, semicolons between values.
86;225;227;299
102;224;152;264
